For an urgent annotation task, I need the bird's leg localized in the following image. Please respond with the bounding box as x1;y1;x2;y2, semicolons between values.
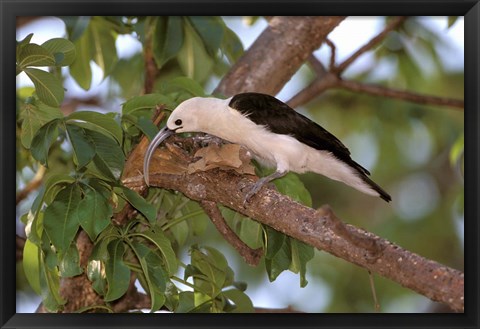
244;170;286;204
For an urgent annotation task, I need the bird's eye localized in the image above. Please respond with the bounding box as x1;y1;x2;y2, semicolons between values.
175;119;182;126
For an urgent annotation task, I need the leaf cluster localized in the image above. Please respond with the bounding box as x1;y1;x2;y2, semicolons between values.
17;16;315;313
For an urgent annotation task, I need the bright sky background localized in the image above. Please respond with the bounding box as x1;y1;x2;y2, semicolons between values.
16;16;464;313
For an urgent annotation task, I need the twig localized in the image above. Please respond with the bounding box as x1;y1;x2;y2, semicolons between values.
16;165;46;205
338;79;464;110
200;200;263;266
335;16;408;74
307;54;328;77
325;38;337;71
143;19;159;95
286;72;338;108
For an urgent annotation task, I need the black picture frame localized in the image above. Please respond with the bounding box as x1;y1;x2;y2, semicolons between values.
2;1;478;328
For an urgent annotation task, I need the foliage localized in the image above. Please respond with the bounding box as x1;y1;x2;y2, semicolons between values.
16;15;309;313
16;16;464;313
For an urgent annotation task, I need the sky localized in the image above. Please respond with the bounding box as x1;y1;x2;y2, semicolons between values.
16;16;464;313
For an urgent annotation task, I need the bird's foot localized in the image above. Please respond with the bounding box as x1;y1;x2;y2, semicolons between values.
243;180;266;206
242;171;287;206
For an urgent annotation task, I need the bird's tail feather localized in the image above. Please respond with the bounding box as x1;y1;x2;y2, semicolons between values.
358;173;391;202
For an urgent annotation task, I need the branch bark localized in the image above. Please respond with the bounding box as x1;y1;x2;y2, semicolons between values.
123;166;464;312
214;16;345;97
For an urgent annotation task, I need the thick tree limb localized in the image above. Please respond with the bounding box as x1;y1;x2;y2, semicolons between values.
123;165;464;312
214;16;345;97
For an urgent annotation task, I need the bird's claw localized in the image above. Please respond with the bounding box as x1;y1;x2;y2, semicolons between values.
243;188;257;206
242;180;266;206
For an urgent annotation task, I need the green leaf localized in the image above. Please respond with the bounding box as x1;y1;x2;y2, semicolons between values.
23;239;42;295
449;134;464;167
153;16;184;68
70;30;93;90
289;240;314;287
90;17;118;76
19;100;63;149
59;243;83;277
264;226;287;259
190;246;230;297
447;16;459;28
41;38;76;66
117;186;156;223
24;68;65;107
138;226;177;275
176;291;195;313
163;76;206;97
84;129;125;180
17;44;56;68
76;187;112;241
39;254;66;311
220;206;262;249
273;172;312;207
30;119;60;167
66;124;96;168
43;173;77;204
67;111;123;145
177;21;214;82
109;55;144;98
188;16;225;57
222;27;244;63
24;209;43;246
43;184;81;253
136;116;160;140
17;33;34;48
130;242;167;312
62;16;91;41
122;94;175;115
104;240;131;301
222;289;254;313
264;227;291;282
42;233;59;270
87;258;107;296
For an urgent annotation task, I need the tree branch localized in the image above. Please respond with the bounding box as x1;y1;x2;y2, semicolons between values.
286;16;464;111
16;165;46;205
338;79;465;109
200;200;263;266
123;165;464;312
334;16;407;74
214;16;346;97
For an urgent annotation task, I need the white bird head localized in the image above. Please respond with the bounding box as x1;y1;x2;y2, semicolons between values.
143;96;228;185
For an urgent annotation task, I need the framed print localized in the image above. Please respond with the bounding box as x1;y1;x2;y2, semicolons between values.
2;1;478;328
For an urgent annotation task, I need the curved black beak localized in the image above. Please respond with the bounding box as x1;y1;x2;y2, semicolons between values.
143;126;175;186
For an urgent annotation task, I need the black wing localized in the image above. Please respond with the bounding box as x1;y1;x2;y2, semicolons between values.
228;92;370;176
